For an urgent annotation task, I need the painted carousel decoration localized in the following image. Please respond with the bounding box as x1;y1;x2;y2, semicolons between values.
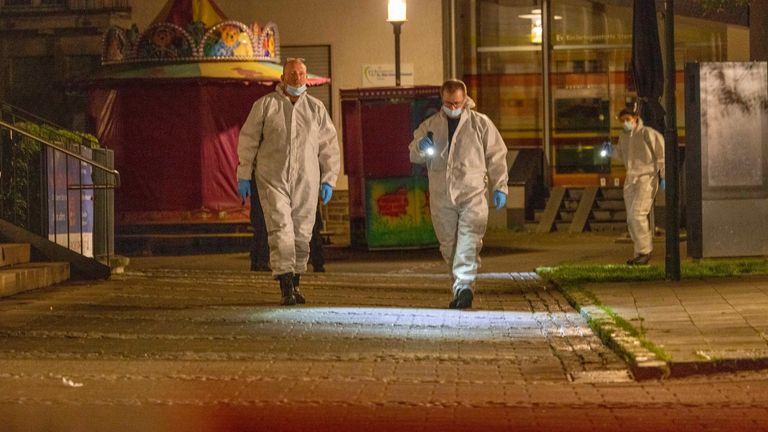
85;0;329;231
102;19;280;64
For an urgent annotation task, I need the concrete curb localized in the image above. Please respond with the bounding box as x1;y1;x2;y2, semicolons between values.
549;277;768;381
667;358;768;378
553;281;669;381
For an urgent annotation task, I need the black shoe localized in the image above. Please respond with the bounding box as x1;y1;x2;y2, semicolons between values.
276;273;297;306
449;288;473;309
626;253;651;265
292;273;305;304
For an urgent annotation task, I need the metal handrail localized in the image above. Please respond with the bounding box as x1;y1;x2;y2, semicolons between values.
1;116;120;275
0;101;100;151
0;120;120;187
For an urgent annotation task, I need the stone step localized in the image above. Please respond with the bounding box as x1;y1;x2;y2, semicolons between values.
528;219;628;233
0;243;31;267
0;262;70;298
595;200;625;211
533;187;628;230
592;210;627;221
588;222;628;232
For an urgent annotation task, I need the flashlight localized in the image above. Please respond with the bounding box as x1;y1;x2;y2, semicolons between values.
425;131;435;157
600;141;611;158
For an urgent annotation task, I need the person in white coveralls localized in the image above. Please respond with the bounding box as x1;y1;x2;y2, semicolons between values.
237;58;340;305
612;107;665;265
410;79;509;309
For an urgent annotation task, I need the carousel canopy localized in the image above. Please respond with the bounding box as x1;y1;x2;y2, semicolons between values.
88;60;330;86
94;0;329;85
85;0;331;223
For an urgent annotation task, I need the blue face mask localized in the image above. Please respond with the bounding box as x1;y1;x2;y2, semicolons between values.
285;84;307;97
623;121;634;132
442;105;463;119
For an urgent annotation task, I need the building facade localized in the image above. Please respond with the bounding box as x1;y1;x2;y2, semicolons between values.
0;0;131;127
1;0;761;189
447;0;753;186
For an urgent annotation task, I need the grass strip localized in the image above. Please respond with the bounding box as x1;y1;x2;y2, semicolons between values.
537;258;768;285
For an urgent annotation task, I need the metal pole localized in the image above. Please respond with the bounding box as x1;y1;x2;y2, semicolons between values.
450;0;457;78
393;22;402;86
39;143;48;237
664;0;681;280
542;0;552;187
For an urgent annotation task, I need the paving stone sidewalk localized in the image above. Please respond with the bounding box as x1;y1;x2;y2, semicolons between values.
0;269;628;384
124;232;768;380
2;269;768;431
561;275;768;379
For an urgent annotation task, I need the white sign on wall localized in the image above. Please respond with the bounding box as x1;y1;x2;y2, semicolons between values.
362;64;414;87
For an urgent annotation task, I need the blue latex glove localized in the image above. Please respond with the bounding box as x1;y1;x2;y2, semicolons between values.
320;182;333;205
237;179;251;204
493;190;507;209
418;135;433;152
659;178;666;192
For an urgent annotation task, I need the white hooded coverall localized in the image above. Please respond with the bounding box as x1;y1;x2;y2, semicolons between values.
237;86;340;276
409;98;508;294
613;119;665;257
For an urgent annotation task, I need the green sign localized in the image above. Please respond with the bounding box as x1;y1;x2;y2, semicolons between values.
365;177;437;249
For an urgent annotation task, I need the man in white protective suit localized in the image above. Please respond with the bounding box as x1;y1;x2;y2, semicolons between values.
236;58;340;305
409;79;509;309
612;107;665;265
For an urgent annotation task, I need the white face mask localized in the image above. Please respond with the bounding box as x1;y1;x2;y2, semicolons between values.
285;84;307;97
442;105;463;119
623;120;634;132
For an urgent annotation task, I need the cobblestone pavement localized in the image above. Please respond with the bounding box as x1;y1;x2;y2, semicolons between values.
1;269;767;431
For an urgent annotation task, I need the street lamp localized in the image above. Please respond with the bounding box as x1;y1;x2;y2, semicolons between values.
387;0;407;86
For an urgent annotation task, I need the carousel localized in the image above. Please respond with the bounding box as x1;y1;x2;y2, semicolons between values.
87;0;328;235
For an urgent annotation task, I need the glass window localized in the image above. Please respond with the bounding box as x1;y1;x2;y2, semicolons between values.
456;0;746;184
549;1;632;177
457;0;543;148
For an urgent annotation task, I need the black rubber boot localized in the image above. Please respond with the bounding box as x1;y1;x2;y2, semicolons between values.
276;273;297;306
449;287;474;309
626;253;651;266
292;273;306;304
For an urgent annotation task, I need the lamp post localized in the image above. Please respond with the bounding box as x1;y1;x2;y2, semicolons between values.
664;0;680;281
387;0;407;86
